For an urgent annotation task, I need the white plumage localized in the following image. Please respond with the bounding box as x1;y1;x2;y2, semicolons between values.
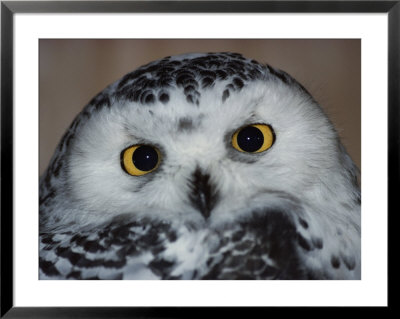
39;52;360;280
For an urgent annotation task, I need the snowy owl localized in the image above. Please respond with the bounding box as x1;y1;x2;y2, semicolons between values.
39;52;361;280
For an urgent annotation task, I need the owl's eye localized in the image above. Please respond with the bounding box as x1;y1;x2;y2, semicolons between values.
232;124;275;153
121;145;161;176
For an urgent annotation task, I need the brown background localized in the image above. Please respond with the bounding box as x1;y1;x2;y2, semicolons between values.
39;39;361;176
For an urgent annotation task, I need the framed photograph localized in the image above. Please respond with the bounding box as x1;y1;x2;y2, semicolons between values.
1;0;396;317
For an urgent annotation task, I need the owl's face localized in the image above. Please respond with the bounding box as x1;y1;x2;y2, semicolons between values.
65;75;340;229
40;53;361;280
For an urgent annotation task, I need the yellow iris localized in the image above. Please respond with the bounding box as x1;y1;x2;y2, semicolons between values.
121;145;161;176
232;124;275;153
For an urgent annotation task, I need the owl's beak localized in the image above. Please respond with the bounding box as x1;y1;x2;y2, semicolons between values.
188;168;218;219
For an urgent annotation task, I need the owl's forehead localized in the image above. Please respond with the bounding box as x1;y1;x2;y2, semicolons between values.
115;80;271;139
85;52;308;124
111;52;266;107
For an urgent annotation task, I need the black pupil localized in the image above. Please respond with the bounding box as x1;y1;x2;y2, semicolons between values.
132;145;158;171
237;126;264;152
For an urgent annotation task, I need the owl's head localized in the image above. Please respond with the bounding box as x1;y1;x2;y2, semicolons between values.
40;53;359;232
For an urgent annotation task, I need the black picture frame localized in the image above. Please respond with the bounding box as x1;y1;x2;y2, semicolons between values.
1;1;397;317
